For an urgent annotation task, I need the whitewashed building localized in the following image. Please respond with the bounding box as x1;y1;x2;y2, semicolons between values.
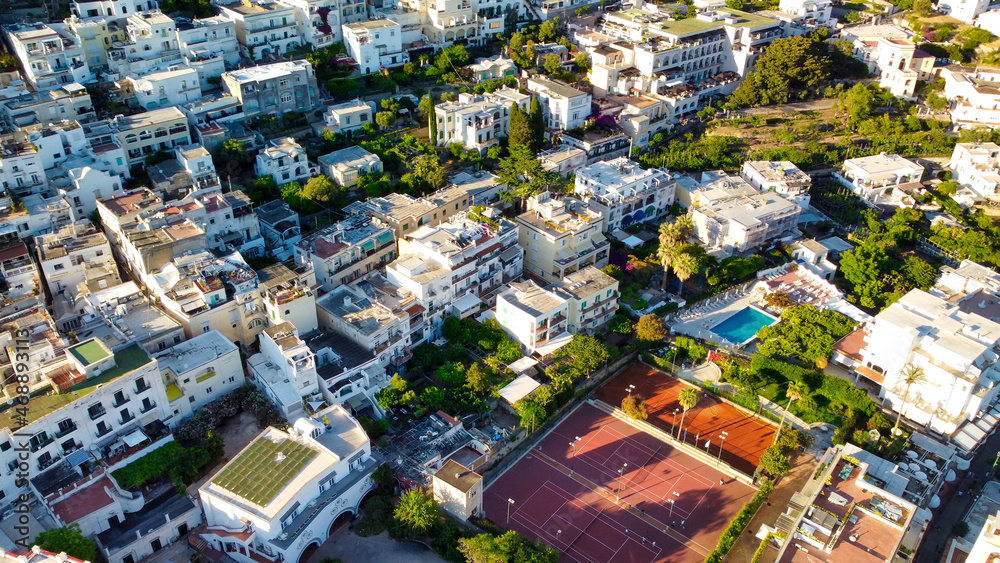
343;19;406;75
527;77;592;131
837;153;924;203
574;157;676;233
433;88;531;153
255;137;318;185
156;329;244;419
496;280;570;355
324;99;373;135
690;191;801;253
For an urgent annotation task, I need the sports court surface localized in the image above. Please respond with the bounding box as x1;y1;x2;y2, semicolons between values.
485;404;756;562
596;363;777;475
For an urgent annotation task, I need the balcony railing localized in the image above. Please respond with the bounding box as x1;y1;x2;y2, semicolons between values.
95;427;112;438
140;401;157;414
55;423;78;439
112;395;129;408
89;406;106;420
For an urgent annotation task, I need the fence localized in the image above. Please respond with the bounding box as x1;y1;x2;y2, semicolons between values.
482;350;638;487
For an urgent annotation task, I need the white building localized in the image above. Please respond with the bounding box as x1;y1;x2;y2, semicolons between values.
432;459;483;521
249;322;320;419
837;153;924;204
527;77;592;131
112;107;192;168
942;66;1000;129
740;160;811;207
316;284;411;370
539;145;587;177
36;223;119;297
71;0;155;19
574;157;676;233
517;192;609;283
221;60;321;119
255;137;318;185
198;409;379;563
127;67;203;110
295;213;396;291
553;265;620;334
938;0;989;23
690;191;801;253
4;22;93;91
280;0;342;49
433;88;530;153
0;132;47;194
387;210;524;341
777;0;833;24
977;9;1000;35
496;280;570;356
324;99;373;135
256;199;301;261
467;55;516;82
176;16;242;82
317;146;383;188
857;288;1000;437
850;35;934;100
343;20;406;75
218;0;301;60
948;142;1000;201
156;329;244;420
107;12;181;78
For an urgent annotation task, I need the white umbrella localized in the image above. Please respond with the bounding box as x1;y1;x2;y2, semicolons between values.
897;463;909;473
915;471;928;481
908;462;921;472
946;469;957;482
923;459;937;470
957;458;971;471
906;450;919;460
929;495;941;509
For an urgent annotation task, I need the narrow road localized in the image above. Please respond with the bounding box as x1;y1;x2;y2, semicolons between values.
917;430;1000;559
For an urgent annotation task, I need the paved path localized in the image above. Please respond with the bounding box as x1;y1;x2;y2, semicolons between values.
723;454;818;562
306;527;444;563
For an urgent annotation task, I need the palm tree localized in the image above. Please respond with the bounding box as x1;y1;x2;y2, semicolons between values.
774;382;807;445
656;241;677;291
657;218;694;290
677;387;699;442
892;364;927;437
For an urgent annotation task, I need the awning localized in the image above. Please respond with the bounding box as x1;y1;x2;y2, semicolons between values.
498;374;541;405
348;394;370;411
507;357;538;374
66;448;91;467
122;429;148;448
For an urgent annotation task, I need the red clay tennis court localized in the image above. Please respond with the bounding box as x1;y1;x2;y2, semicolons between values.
484;404;757;562
596;363;777;475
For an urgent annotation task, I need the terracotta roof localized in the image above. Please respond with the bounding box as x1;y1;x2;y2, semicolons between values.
0;241;28;263
833;326;867;363
51;476;115;523
855;364;885;385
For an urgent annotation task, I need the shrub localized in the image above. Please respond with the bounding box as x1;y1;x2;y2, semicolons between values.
705;480;774;562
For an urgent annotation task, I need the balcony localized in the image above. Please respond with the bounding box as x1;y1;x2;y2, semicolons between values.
112;395;129;408
55;423;78;439
89;406;106;420
37;455;61;472
134;381;149;394
29;436;54;453
95;427;112;438
119;413;135;425
140;401;157;414
550;313;566;325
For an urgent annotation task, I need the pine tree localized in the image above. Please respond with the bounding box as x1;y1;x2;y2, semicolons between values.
528;97;545;153
508;102;532;150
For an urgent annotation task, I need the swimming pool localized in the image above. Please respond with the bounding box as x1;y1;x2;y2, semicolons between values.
711;306;779;346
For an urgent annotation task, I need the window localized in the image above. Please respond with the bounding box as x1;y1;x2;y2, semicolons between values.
206;387;213;394
0;441;10;452
201;322;210;333
189;396;195;403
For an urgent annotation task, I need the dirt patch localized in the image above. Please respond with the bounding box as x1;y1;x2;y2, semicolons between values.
188;411;261;493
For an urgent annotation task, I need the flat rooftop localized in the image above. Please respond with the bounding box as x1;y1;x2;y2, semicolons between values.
68;338;111;366
211;430;319;507
155;330;235;376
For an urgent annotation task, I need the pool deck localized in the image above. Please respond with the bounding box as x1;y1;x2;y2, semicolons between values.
670;287;764;347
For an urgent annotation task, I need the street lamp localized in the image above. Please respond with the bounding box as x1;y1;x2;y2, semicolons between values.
717;431;729;466
617;463;629;501
569;437;581;475
627;384;636;396
668;498;675;518
673;409;680;439
557;529;562;544
507;498;515;524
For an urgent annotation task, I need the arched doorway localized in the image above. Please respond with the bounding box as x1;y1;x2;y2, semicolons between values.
328;510;354;536
298;540;321;563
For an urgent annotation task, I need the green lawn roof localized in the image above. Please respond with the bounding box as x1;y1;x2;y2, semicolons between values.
213;436;318;506
0;344;151;429
659;9;778;35
69;339;111;366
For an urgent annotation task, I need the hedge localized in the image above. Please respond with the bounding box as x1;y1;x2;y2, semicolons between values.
751;532;783;563
705;480;774;563
112;433;223;491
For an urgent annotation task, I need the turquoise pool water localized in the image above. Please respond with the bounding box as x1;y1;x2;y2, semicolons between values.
711;307;778;345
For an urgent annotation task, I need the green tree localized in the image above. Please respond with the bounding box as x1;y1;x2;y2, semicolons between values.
218;139;251;177
621;394;649;420
657;217;693;290
425;93;437;142
759;445;791;476
528;97;545;153
459;531;559;563
394;487;439;533
435;44;471;75
514;393;548;432
725;0;745;9
601;264;624;280
892;364;926;437
508;102;532;150
465;362;491;396
33;525;96;562
301;175;338;203
376;110;396;128
728;33;831;108
436;362;467;387
671;243;707;296
839;83;875;126
609;313;633;335
543;53;562;74
677;387;699;439
390;373;408;392
497;145;558;208
635;314;668;341
575;52;591;70
774;382;807;445
411;154;447;189
538;19;557;42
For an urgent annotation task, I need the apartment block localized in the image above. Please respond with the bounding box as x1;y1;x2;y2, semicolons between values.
553;265;620;334
222;60;320;118
156;329;244;419
176;16;242;86
574;157;676;233
740;160;811;206
387;211;523;341
433;88;531;153
344;184;472;237
948;142;1000;200
255;136;318;185
837;153;924;204
248;322;320;419
316;284;411;369
112;107;191;168
0;83;95;128
517;192;609;283
36;223;119;297
281;0;342;49
218;0;302;60
343;19;406;75
4;22;93;91
295;213;396;291
942;66;1000;129
690;191;801;254
495;280;570;355
526;77;592;131
318;146;383;187
256;199;302;261
324;99;373;134
71;0;156;19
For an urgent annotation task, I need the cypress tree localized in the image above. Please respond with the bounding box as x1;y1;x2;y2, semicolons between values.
508;102;532;150
528;97;545;153
427;93;437;145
